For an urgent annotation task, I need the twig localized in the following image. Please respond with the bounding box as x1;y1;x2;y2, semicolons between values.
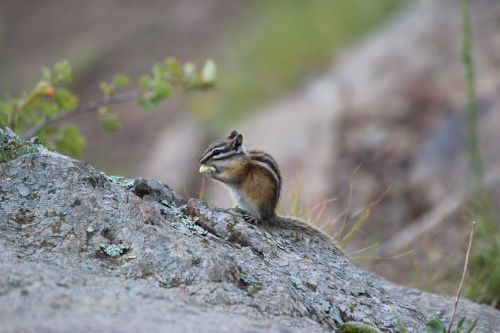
20;89;143;141
447;221;477;333
8;90;43;131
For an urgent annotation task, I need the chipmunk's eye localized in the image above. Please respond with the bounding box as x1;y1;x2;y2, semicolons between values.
212;149;222;156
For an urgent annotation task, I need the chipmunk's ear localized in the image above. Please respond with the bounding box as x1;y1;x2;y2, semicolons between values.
228;130;238;139
234;133;243;149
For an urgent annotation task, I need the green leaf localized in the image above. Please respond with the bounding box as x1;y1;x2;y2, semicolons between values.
113;74;130;88
53;60;71;84
139;75;151;90
34;80;50;95
101;112;122;132
100;82;114;96
138;97;156;111
55;88;79;110
97;106;112;116
138;79;171;111
165;57;182;77
426;317;445;333
464;317;478;333
201;59;217;84
153;81;171;100
452;317;466;333
152;63;166;80
54;125;86;158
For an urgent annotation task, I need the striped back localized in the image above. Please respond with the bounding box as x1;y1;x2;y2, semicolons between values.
248;150;282;201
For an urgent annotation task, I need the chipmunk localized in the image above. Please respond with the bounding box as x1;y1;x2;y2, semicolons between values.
198;130;331;242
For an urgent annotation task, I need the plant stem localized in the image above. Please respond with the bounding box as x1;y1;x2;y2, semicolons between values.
461;0;483;190
8;90;43;131
447;221;477;333
20;89;142;141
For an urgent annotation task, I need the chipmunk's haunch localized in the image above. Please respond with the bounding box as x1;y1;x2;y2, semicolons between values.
199;130;331;242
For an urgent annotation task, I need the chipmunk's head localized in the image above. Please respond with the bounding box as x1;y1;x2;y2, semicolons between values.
199;130;245;176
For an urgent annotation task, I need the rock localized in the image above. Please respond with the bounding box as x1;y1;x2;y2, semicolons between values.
1;150;499;332
130;178;186;207
383;281;500;333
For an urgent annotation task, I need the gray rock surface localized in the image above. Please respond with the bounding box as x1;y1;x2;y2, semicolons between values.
383;282;500;333
1;151;499;332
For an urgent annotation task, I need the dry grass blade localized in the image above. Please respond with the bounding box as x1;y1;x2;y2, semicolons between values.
351;249;413;262
447;221;477;333
340;208;370;249
310;197;338;228
333;178;354;241
289;174;303;217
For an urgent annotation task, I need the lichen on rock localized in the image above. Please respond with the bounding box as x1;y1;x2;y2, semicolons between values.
100;243;130;257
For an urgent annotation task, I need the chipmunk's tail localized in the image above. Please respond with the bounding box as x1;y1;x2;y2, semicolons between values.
266;215;339;246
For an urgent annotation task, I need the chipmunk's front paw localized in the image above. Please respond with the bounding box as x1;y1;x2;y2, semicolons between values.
242;214;260;225
229;207;260;225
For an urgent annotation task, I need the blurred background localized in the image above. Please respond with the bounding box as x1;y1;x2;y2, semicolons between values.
1;0;499;307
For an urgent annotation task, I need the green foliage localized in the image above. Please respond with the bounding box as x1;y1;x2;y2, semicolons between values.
5;60;76;132
55;88;79;110
0;127;43;163
460;0;482;187
139;58;216;110
464;198;500;307
338;316;478;333
201;59;217;84
459;0;500;307
0;58;216;158
113;74;130;88
192;0;406;129
425;318;444;333
101;112;122;132
425;316;477;333
41;59;72;83
138;64;172;110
